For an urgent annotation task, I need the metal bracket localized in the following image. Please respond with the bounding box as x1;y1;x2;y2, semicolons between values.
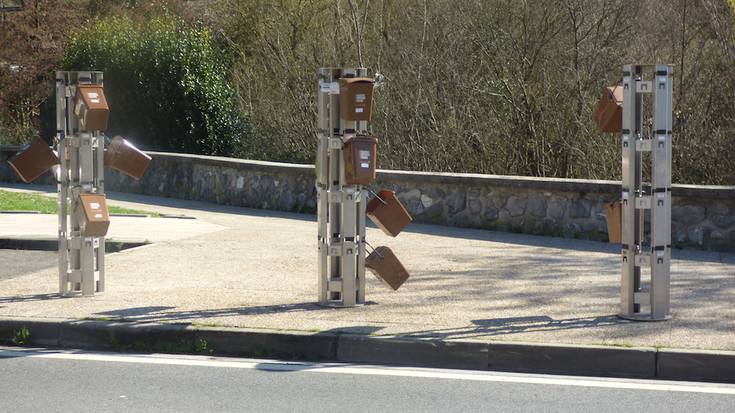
635;254;651;267
635;140;652;152
328;241;358;257
328;279;343;291
634;291;650;305
635;196;651;209
328;189;359;203
329;138;343;149
635;81;653;93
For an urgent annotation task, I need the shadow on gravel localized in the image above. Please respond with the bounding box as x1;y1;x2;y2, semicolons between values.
92;302;346;323
0;293;60;304
386;314;628;340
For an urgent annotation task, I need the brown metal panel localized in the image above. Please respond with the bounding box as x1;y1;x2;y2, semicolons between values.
6;138;60;183
75;193;110;237
74;85;109;131
365;246;410;290
104;136;152;180
593;86;623;133
343;136;377;185
604;201;622;244
366;189;412;237
339;77;374;121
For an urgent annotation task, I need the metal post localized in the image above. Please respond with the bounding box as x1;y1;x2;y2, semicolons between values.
650;64;673;319
316;67;369;307
56;71;106;297
619;64;673;321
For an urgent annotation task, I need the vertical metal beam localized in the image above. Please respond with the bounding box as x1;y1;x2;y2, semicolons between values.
95;132;106;293
357;188;367;304
316;68;333;304
650;64;673;320
620;65;637;317
56;72;69;295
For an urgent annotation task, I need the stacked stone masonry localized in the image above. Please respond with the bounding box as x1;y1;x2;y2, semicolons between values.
1;147;733;252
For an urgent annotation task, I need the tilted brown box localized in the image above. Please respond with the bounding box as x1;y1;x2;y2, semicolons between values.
593;86;623;133
365;246;410;291
74;85;109;131
339;77;375;121
366;189;412;237
604;201;622;244
343;136;377;185
75;193;110;237
105;136;152;180
7;138;59;183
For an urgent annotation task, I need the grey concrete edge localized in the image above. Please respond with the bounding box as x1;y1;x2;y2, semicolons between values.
135;151;735;198
0;237;149;252
1;317;733;383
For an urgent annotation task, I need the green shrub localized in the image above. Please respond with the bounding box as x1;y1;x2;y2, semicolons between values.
63;15;248;156
0;114;36;146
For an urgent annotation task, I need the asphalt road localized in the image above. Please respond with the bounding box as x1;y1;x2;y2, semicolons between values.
0;347;733;412
0;250;56;280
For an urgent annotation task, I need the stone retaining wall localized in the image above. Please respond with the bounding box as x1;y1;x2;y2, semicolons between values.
1;147;733;252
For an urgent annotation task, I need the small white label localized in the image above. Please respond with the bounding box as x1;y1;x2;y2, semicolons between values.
94;213;103;218
657;192;665;198
90;202;101;209
319;81;339;94
356;93;366;103
355;108;364;113
657;250;665;257
88;92;100;103
359;150;370;160
360;162;369;168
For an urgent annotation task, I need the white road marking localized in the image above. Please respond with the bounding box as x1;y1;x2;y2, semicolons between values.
1;347;734;395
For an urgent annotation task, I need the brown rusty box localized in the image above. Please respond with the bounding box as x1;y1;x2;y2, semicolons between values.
366;189;412;237
74;84;109;131
105;136;152;180
7;138;59;183
339;77;375;121
593;86;623;133
75;193;110;237
365;246;410;291
604;201;622;244
343;136;377;185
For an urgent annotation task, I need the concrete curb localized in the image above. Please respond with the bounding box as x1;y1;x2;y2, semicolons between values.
656;349;735;383
1;317;733;383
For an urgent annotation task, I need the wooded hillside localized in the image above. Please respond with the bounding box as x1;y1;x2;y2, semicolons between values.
1;0;734;184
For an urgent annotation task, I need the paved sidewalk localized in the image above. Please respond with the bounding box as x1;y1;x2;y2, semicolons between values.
0;185;225;243
0;184;733;351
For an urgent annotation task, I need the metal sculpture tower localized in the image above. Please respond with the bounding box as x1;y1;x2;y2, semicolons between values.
619;64;673;320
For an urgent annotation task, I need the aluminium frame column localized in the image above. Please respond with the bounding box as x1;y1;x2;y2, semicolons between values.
316;67;368;307
619;64;673;321
57;71;106;297
650;64;673;320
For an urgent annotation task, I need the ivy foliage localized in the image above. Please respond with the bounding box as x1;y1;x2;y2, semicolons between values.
63;15;247;156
